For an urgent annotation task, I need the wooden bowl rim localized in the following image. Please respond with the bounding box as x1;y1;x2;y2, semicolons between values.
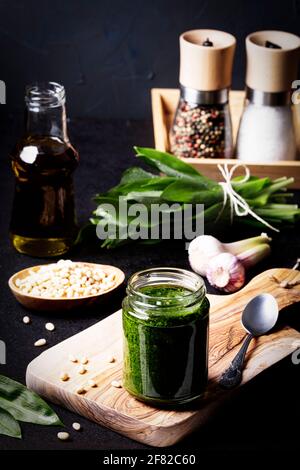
8;262;125;302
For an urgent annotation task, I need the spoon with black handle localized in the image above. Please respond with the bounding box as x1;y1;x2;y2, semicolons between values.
219;293;279;389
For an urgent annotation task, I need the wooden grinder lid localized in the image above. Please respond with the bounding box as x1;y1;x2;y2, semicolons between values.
246;31;300;93
179;29;236;91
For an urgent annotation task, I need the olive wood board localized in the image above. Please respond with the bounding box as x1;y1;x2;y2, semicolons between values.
26;268;300;447
151;88;300;189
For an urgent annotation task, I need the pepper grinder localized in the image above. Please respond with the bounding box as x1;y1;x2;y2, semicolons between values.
170;29;236;159
236;30;300;162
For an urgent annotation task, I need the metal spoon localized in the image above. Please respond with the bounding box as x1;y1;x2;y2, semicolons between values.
219;293;279;389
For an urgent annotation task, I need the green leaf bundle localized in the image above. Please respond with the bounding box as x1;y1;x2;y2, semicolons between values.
89;147;300;249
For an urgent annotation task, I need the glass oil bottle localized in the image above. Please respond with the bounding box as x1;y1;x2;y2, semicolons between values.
10;82;79;257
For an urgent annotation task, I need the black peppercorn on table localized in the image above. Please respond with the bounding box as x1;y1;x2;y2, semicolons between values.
0;118;299;451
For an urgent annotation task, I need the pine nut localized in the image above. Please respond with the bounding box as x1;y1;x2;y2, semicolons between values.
107;355;116;363
87;379;97;388
60;372;69;382
80;357;89;365
45;322;55;331
15;260;117;299
78;365;87;375
34;338;46;347
22;316;31;324
111;380;122;388
72;422;81;431
57;432;70;441
75;386;86;395
68;354;78;363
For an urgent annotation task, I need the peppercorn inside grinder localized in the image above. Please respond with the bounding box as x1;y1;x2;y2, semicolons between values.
170;29;236;159
236;31;300;163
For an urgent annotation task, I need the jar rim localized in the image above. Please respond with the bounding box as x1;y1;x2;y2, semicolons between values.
25;82;66;110
127;267;205;307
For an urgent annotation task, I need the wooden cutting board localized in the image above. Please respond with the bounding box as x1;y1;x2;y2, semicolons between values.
26;268;300;447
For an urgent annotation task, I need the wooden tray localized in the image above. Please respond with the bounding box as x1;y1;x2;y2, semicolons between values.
151;88;300;189
26;268;300;447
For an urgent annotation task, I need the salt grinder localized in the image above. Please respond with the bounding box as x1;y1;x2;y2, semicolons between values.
170;29;236;159
237;30;300;162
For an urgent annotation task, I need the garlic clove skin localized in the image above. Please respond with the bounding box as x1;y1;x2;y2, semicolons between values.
206;252;245;293
236;243;271;269
188;235;224;276
224;233;272;257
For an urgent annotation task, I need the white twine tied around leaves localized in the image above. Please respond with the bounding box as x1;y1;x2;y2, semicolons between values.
217;163;279;232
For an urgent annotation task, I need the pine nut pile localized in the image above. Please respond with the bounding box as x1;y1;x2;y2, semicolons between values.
14;260;117;298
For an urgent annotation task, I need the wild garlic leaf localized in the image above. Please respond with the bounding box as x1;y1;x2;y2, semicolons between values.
162;180;223;205
134;146;212;184
107;177;175;197
0;375;63;426
0;406;21;439
120;167;156;184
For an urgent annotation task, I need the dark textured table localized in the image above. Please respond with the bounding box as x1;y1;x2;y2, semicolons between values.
0;118;299;451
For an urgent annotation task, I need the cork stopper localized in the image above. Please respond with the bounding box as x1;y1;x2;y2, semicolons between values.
246;31;300;93
179;29;236;91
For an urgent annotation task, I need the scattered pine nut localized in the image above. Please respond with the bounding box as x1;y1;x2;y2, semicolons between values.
22;316;31;324
111;380;122;388
60;372;69;382
107;355;116;363
57;432;70;441
80;357;89;365
45;322;55;331
75;386;86;395
78;365;87;375
68;354;78;363
72;422;81;431
34;338;46;347
87;379;97;388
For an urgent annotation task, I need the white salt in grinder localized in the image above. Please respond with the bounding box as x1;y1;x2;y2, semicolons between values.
236;30;300;162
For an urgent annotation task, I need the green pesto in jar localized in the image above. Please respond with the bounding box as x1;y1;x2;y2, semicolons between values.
122;270;209;406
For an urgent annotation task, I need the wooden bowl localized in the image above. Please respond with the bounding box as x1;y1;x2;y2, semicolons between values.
8;262;125;312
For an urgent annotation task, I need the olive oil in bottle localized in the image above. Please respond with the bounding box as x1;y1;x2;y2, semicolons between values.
10;82;79;257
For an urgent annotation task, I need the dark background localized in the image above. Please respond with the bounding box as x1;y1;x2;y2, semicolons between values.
0;0;300;119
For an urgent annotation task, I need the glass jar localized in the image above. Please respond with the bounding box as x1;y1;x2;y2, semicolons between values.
170;87;233;159
122;267;209;406
10;82;79;257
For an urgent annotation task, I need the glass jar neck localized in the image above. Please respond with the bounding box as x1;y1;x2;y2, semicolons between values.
127;267;206;313
24;82;69;141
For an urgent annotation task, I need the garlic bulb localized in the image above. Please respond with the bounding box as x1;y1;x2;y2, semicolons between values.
189;233;271;277
206;252;245;293
188;235;224;276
